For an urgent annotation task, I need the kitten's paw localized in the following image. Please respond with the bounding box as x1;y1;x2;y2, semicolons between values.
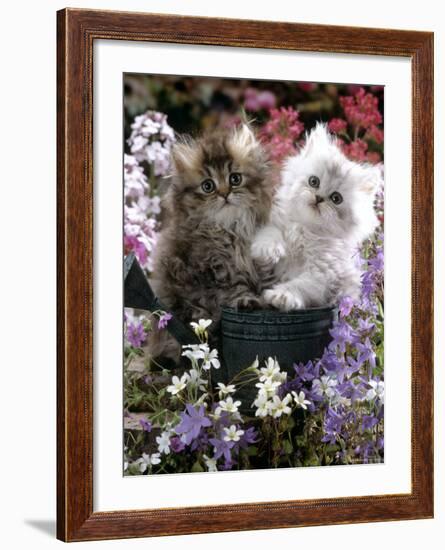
251;239;286;265
263;287;305;311
231;295;262;311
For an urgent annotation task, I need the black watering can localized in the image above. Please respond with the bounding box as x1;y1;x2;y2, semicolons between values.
124;253;337;408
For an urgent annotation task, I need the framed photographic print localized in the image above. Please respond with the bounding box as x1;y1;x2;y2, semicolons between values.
57;8;434;542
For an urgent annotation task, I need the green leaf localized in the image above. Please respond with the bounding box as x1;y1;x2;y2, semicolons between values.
295;435;306;447
307;454;321;467
286;416;296;429
246;446;258;456
191;460;204;473
283;440;293;455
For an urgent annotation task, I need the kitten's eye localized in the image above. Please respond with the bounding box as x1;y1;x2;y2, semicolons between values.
201;179;216;193
308;175;320;188
229;172;243;186
330;191;343;205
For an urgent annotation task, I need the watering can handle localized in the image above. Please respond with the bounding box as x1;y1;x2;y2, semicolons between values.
124;253;200;347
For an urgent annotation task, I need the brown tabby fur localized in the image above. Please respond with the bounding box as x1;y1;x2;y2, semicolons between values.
149;124;273;362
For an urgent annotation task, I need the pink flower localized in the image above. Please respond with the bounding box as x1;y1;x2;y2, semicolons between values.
298;82;317;92
366;151;382;164
328;118;348;134
260;107;304;163
257;90;276;110
339;88;382;130
124;235;148;267
221;113;242;128
346;84;363;95
366;125;384;144
244;88;260;111
244;88;276;111
338;138;381;164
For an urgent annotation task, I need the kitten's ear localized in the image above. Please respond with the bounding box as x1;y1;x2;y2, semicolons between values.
358;163;383;195
229;123;260;158
171;138;201;174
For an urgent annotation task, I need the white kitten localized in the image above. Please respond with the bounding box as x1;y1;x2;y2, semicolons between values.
252;123;382;311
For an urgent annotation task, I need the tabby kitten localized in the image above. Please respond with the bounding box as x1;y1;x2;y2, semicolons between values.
149;124;272;361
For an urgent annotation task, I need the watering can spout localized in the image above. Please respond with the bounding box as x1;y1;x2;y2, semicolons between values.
124;253;200;347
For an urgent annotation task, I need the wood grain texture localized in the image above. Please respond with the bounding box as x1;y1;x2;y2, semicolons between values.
56;8;434;542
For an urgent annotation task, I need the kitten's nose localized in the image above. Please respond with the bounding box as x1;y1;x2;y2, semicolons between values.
315;195;324;204
219;186;231;200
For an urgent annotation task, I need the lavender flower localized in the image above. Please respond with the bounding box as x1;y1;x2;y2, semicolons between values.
293;360;319;382
174;404;212;446
209;436;234;462
157;311;172;330
339;295;355;317
237;426;258;450
361;414;379;432
126;321;146;348
139;418;152;432
170;436;185;453
330;318;360;352
321;408;345;445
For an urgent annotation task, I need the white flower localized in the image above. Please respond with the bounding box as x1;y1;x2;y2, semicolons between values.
312;375;338;398
131;114;146;131
292;390;311;410
124;154;148;198
181;343;209;362
146;141;167;165
366;380;385;403
127;110;175;176
190;319;212;338
140;117;161;136
195;393;209;407
203;454;218;472
130;135;148;155
269;394;293;418
160;123;175;141
215;396;241;416
187;368;207;392
253;393;271;417
255;378;281;398
273;370;287;384
156;431;171;454
217;383;236;399
331;394;352;407
191;319;212;331
166;373;189;395
148;195;161;215
259;357;281;381
223;425;245;442
201;347;220;370
136;452;161;472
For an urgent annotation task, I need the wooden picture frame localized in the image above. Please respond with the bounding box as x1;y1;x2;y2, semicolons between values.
57;8;434;542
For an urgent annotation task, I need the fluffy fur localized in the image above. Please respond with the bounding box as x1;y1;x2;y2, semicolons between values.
150;124;273;360
251;123;382;311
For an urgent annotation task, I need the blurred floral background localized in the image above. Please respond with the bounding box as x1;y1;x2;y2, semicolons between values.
123;75;384;474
